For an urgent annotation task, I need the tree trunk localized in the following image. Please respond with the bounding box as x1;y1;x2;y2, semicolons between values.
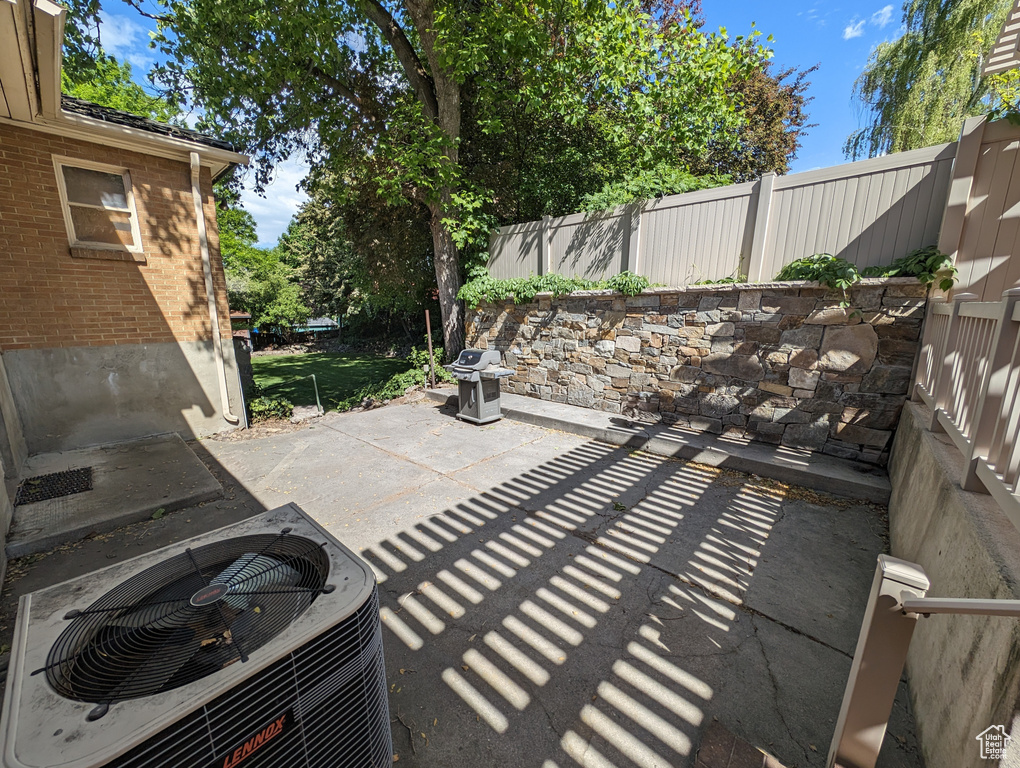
404;0;463;359
429;197;464;358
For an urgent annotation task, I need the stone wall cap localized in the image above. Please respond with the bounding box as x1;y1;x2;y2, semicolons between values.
513;277;925;302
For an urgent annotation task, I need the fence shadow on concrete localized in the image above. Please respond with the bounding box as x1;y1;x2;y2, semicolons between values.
355;425;917;768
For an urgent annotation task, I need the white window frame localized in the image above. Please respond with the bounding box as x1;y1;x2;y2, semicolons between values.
52;155;144;254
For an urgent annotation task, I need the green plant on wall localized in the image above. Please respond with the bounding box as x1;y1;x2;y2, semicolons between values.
774;246;957;304
861;245;957;291
775;253;861;306
691;273;749;286
458;269;651;309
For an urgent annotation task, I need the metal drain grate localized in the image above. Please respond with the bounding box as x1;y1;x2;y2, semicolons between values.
15;467;94;506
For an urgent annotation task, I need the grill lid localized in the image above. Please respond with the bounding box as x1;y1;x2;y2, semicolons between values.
451;349;501;370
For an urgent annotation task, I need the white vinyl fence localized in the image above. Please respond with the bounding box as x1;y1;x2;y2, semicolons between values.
488;143;957;285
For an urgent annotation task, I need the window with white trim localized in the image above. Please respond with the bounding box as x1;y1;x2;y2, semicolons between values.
53;157;143;255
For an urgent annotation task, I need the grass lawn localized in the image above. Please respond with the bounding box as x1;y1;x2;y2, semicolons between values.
252;352;412;410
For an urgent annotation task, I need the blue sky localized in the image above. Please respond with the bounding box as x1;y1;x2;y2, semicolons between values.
95;1;906;246
701;1;903;174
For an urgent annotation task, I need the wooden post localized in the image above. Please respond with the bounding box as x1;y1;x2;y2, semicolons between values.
930;292;979;433
747;172;776;282
963;288;1020;491
425;309;437;388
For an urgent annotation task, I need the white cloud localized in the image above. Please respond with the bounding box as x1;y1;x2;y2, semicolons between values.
871;5;894;28
843;19;866;39
239;157;310;247
98;11;154;72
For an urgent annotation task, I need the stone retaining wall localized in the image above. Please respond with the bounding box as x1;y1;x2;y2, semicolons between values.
465;278;928;464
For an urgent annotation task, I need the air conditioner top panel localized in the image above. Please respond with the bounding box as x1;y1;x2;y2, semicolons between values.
0;504;376;768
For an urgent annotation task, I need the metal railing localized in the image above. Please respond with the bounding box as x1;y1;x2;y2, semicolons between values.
826;291;1020;767
258;374;324;416
914;288;1020;529
827;555;1020;768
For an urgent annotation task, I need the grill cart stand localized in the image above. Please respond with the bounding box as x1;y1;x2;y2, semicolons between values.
445;349;515;424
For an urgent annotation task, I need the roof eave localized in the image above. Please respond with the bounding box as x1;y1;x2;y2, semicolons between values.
6;109;250;175
0;0;249;174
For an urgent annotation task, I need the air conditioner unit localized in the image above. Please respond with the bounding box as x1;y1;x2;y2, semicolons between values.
0;503;392;768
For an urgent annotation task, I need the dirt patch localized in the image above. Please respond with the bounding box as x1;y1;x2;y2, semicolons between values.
206;418;314;442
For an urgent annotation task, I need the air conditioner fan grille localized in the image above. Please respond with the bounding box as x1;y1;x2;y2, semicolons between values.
40;532;330;704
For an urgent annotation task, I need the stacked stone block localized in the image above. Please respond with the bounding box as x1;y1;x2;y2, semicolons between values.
465;278;927;465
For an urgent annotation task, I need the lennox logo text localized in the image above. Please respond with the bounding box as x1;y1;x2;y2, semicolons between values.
219;710;292;768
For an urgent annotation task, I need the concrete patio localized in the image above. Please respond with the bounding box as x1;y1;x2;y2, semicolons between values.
0;401;922;767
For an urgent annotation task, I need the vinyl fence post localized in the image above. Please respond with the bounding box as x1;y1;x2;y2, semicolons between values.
625;203;642;275
540;215;552;276
912;297;939;403
962;288;1020;491
938;115;987;270
930;292;979;433
747;172;776;282
827;555;929;768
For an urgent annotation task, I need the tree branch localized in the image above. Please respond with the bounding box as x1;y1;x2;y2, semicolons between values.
121;0;170;24
359;0;439;120
309;65;381;122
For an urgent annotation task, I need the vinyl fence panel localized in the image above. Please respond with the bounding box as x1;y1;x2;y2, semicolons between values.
487;138;958;286
487;220;543;279
637;182;756;285
755;143;956;280
949;119;1020;300
548;209;629;278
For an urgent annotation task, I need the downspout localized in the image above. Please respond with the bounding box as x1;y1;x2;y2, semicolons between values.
191;152;239;425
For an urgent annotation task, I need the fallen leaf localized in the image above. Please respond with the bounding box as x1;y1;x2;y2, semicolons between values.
462;665;469;671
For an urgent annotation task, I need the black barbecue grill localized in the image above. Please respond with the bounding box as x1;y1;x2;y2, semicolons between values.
445;349;515;423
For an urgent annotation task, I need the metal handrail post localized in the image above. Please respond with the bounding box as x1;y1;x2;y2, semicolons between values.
311;374;323;415
827;555;930;768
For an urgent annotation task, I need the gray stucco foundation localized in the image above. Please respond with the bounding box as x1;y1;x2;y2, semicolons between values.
0;354;26;481
0;354;26;587
889;401;1020;768
2;340;244;454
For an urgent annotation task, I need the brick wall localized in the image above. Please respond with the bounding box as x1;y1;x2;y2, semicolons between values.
0;122;230;351
466;278;928;465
